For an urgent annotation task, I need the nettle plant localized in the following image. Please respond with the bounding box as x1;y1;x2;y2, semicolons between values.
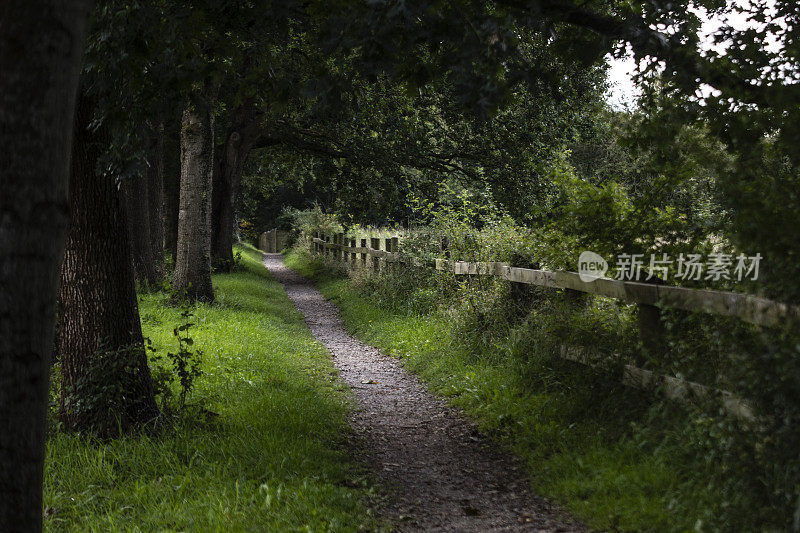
148;309;203;413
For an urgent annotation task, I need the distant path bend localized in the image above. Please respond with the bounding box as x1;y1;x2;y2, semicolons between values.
264;253;582;532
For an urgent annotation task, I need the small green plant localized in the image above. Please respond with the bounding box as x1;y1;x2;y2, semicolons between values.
170;310;203;409
149;309;203;412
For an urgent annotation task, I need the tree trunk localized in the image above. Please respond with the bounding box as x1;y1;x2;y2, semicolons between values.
121;168;159;287
58;93;159;436
174;83;218;302
147;122;165;273
0;2;91;531
163;123;181;262
211;100;261;271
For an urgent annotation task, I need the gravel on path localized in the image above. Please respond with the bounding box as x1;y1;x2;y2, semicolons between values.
264;253;583;532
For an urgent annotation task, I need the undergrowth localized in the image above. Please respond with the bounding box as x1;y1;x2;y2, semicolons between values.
286;247;798;532
44;244;381;532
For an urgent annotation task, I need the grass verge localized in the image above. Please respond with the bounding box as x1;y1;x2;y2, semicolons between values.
285;250;724;532
44;244;379;532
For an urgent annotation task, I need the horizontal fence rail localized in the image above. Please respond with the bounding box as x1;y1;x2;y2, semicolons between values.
309;231;799;422
313;235;798;328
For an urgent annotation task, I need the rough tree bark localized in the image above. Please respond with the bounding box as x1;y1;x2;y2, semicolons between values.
147;122;165;272
211;99;262;271
0;2;91;531
121;167;159;287
58;93;159;435
163;124;181;261
173;83;219;302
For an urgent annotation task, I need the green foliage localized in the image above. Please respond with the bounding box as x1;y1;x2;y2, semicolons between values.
282;206;344;236
169;311;203;410
148;310;203;413
45;245;381;531
237;220;259;246
288;194;800;530
237;58;604;230
75;0;800;527
720;144;800;302
287;250;707;531
61;342;153;437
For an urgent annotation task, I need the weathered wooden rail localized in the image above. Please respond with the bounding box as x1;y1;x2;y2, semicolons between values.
310;231;800;422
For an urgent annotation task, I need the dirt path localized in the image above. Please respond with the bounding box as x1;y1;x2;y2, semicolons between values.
264;254;582;532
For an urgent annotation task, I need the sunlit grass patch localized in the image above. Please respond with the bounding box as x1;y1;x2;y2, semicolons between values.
44;244;379;532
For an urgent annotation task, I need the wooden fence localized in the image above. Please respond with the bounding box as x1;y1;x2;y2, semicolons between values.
309;231;800;422
259;229;288;253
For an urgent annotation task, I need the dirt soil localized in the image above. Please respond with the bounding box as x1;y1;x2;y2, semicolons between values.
264;253;584;532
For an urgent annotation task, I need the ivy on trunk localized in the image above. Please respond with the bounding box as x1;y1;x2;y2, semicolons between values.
57;93;159;436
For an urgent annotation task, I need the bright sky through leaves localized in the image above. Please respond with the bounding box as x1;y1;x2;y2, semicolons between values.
605;0;785;108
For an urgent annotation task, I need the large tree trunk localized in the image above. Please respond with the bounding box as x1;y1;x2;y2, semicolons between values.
147;122;165;273
0;2;91;531
58;93;159;435
121;168;159;287
174;84;218;302
211;100;261;271
163;123;181;261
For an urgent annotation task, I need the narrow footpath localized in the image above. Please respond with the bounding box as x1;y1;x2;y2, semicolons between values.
264;253;582;532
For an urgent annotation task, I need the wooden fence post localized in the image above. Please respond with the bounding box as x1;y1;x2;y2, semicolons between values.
384;237;393;272
269;229;277;253
370;237;380;271
638;303;663;355
637;278;665;361
350;237;357;268
360;238;367;267
333;233;339;261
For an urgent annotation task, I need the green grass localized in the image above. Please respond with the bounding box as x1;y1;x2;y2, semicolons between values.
285;250;724;532
44;244;380;532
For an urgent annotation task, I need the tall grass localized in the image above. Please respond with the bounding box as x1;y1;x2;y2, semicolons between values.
286;248;786;532
44;245;381;532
